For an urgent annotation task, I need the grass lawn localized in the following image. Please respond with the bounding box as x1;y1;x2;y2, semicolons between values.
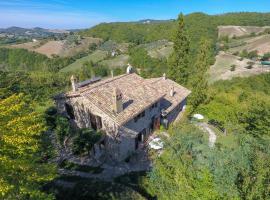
60;50;108;72
148;46;173;58
100;54;129;69
212;124;238;149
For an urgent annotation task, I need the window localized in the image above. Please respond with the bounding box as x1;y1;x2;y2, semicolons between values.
65;103;75;119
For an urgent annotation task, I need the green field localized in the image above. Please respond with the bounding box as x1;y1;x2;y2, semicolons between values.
139;40;173;59
100;54;129;68
60;50;108;72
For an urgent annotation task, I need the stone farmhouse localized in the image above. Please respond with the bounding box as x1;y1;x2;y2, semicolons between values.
54;66;191;161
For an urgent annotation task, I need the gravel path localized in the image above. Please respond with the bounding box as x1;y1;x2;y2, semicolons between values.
198;123;217;148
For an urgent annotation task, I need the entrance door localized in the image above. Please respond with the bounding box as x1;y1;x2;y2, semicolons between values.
151;116;160;131
154;117;160;130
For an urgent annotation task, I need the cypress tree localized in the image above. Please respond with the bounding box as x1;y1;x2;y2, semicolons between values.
190;38;211;108
168;13;190;86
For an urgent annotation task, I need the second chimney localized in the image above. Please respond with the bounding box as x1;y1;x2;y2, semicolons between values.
113;88;123;113
70;75;77;92
111;70;114;78
170;86;175;97
163;73;166;80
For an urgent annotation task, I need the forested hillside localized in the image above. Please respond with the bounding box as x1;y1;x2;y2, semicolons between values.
0;48;73;72
81;12;270;51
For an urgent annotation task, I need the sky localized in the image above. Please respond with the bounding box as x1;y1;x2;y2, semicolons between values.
0;0;270;29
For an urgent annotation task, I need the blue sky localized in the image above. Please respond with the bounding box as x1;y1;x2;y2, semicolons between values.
0;0;270;29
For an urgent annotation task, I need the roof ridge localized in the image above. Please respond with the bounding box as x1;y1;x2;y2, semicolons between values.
79;73;131;93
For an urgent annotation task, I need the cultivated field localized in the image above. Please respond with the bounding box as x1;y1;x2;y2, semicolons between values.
100;54;129;69
140;40;173;58
228;34;270;56
218;26;270;38
6;37;102;58
60;50;108;72
9;41;43;50
60;37;102;57
35;41;65;57
208;52;270;83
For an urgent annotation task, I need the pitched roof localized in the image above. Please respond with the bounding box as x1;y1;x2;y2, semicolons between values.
73;73;165;126
145;77;191;114
60;73;191;126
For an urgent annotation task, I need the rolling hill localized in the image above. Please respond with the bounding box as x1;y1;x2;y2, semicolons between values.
218;25;270;38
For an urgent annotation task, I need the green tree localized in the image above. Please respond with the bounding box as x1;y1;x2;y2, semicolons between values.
242;99;270;137
72;128;104;155
189;39;211;108
79;61;94;80
55;116;71;145
145;124;220;199
168;13;190;86
0;94;56;199
237;150;270;200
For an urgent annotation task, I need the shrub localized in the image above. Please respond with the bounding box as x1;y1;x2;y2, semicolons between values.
250;32;256;37
55;116;71;145
232;51;239;56
45;106;58;129
264;28;270;34
245;65;253;69
261;52;270;61
72;128;104;155
208;119;225;132
247;50;258;59
230;65;236;71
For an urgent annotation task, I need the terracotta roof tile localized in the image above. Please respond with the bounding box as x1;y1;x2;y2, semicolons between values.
62;73;190;126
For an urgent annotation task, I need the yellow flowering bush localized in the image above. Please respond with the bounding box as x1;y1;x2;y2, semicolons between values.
0;94;57;199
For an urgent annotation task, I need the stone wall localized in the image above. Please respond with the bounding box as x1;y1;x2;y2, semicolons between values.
166;98;187;123
55;96;139;161
124;101;160;134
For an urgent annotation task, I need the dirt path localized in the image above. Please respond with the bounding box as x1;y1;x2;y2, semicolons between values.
198;123;217;148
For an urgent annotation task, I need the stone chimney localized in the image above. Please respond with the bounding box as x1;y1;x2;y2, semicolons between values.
163;73;166;80
126;63;133;74
111;70;114;78
113;88;123;113
170;86;175;97
70;75;77;92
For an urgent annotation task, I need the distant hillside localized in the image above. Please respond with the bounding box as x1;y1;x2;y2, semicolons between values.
80;12;270;53
0;27;70;46
0;26;69;36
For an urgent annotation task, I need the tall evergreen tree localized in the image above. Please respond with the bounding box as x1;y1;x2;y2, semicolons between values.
168;13;190;86
189;38;211;108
